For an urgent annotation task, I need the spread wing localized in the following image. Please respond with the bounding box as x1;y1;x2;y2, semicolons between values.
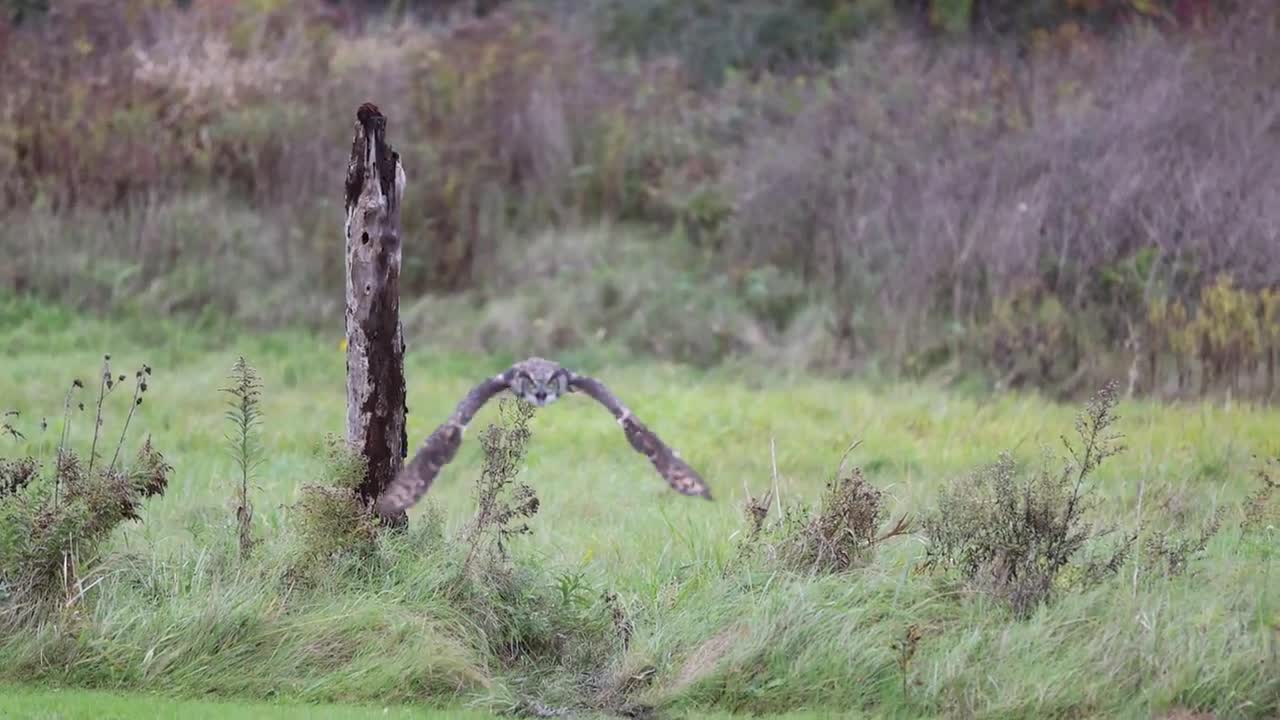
569;374;712;500
374;374;509;518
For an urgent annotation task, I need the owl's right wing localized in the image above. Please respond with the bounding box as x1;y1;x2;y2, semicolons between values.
374;374;510;518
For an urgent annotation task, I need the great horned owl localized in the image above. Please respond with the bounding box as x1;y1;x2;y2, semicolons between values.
374;357;711;518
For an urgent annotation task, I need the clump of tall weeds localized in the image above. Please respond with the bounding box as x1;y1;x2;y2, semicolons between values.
921;381;1133;615
774;467;911;574
734;442;911;575
0;359;169;626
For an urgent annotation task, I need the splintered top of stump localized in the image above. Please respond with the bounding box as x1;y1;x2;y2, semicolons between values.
357;101;383;127
345;102;400;216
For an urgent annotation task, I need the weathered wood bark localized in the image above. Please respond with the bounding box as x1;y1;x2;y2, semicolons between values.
344;102;408;524
1268;347;1276;401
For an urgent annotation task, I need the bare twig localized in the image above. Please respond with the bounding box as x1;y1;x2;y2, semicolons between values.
108;365;150;473
834;439;864;482
55;378;84;507
87;355;118;476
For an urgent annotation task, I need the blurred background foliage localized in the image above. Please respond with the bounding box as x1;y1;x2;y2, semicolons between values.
0;0;1275;402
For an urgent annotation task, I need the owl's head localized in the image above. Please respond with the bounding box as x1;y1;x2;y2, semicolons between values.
509;357;571;408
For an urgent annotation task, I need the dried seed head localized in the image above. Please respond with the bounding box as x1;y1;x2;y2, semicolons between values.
72;379;84;389
77;402;85;411
135;397;143;406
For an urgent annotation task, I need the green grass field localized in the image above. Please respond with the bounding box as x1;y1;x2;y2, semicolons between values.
0;684;499;720
0;686;833;720
1;297;1277;719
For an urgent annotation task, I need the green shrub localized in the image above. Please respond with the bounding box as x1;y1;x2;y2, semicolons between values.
921;381;1133;614
286;437;382;586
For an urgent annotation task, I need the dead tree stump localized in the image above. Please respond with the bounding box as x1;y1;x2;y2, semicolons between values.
344;102;408;524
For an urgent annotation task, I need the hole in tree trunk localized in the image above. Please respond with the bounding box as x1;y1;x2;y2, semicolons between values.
361;231;370;244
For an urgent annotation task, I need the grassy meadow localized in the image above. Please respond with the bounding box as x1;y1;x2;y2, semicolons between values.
1;296;1277;718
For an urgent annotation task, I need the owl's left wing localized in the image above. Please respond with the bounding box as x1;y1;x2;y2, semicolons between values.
569;374;712;500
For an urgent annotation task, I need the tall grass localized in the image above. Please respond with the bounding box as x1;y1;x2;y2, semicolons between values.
0;306;1277;717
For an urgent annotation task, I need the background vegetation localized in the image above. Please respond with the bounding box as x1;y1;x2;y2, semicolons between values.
1;0;1275;401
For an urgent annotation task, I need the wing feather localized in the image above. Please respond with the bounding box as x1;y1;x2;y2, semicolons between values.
569;374;712;500
374;375;509;518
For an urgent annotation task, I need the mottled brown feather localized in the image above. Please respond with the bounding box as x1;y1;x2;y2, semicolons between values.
373;375;508;518
570;375;712;500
